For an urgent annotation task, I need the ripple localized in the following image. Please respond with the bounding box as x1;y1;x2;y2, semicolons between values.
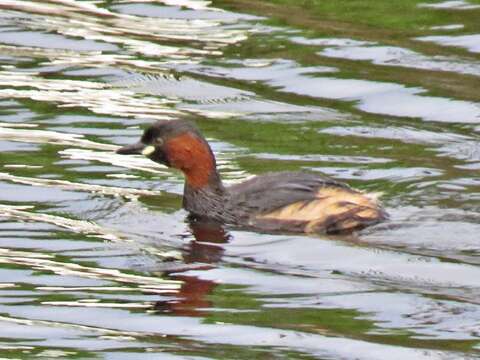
0;29;118;52
430;24;465;30
418;0;480;10
115;73;253;103
0;124;116;150
416;34;480;54
113;2;263;21
181;59;480;123
0;204;121;241
120;0;215;11
363;206;480;254
0;301;468;359
320;125;480;163
320;125;470;144
0;70;181;121
41;300;153;309
320;44;480;77
116;72;339;121
253;152;392;164
310;166;443;182
290;36;374;47
0;172;160;199
0;0;479;357
0;1;247;49
0;246;180;289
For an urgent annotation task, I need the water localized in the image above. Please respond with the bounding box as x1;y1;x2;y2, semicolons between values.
0;0;479;358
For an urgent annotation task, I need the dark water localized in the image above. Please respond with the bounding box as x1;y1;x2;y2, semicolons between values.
0;0;479;358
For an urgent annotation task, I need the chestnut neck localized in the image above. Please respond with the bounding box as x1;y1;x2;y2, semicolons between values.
165;132;226;201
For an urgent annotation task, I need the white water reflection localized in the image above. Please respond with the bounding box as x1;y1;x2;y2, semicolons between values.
311;166;443;182
0;0;248;49
0;124;117;150
0;204;121;241
0;30;118;52
247;234;479;291
115;72;341;120
0;247;180;289
357;90;480;123
0;172;160;198
416;34;480;54
112;2;263;21
116;73;253;103
320;125;480;163
0;69;180;121
0;0;267;123
320;44;480;77
364;206;480;253
116;0;214;11
320;125;470;144
430;24;464;30
290;36;374;47
253;152;392;164
0;302;468;360
418;0;480;10
180;58;480;123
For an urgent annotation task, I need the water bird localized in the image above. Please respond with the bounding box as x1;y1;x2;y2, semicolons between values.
117;120;387;234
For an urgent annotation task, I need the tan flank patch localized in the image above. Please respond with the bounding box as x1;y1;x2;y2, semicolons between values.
257;186;384;233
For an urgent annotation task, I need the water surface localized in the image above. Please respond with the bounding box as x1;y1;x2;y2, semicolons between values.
0;0;479;358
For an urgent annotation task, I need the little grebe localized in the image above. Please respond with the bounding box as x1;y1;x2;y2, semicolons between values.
117;120;388;234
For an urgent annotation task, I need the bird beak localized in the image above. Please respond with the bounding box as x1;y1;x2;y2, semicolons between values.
116;142;147;155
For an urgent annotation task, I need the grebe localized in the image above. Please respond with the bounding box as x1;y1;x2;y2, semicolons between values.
117;120;387;234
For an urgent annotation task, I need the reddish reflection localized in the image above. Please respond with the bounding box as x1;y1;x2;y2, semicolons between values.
155;217;230;316
183;217;230;264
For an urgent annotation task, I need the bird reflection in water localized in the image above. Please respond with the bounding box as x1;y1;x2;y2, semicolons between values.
184;216;231;264
153;216;231;316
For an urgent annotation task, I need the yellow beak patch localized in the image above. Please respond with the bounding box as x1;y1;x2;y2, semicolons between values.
141;145;156;156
